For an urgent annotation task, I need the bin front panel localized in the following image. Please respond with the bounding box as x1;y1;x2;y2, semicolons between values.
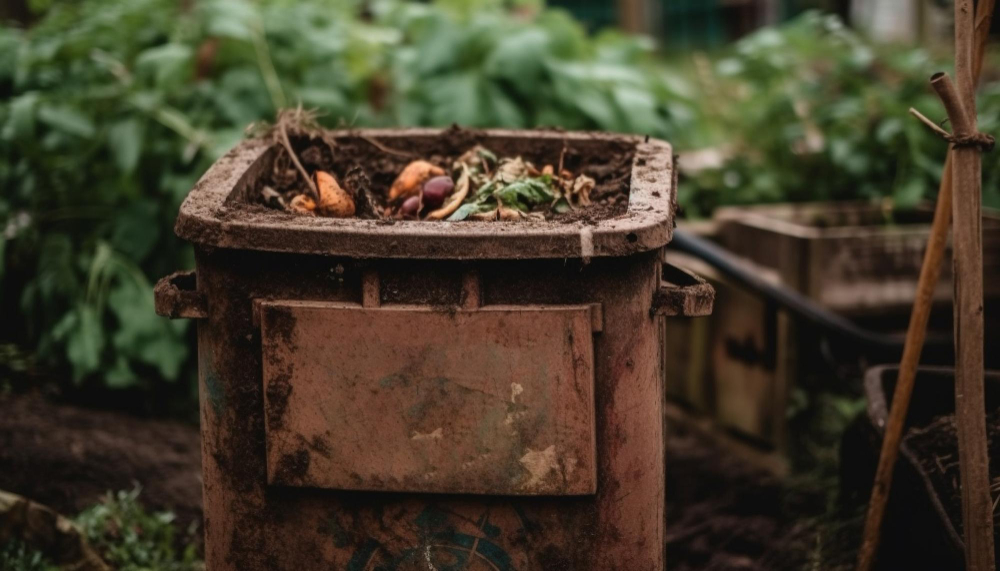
260;301;597;496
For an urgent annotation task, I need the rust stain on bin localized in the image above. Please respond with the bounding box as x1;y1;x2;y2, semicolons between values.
155;128;713;570
260;301;598;496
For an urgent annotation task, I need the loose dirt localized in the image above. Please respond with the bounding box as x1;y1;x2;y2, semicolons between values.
664;412;834;571
0;392;844;568
0;393;203;535
252;126;635;223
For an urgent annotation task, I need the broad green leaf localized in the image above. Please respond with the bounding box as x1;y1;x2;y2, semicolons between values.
295;87;349;114
2;92;39;140
412;15;462;74
135;43;193;87
497;179;553;208
892;177;925;209
202;0;258;40
110;202;160;262
425;72;482;126
484;28;550;85
484;83;525;128
64;305;105;383
612;84;663;134
106;356;139;389
107;118;145;174
108;282;188;382
137;331;188;381
37;105;95;138
448;201;496;221
569;86;617;129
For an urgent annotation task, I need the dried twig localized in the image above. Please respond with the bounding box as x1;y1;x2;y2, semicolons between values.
909;105;995;150
909;107;954;140
260;106;333;201
360;135;416;158
277;119;318;200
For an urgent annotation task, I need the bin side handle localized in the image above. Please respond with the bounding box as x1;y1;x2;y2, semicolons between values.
154;271;208;319
651;263;715;317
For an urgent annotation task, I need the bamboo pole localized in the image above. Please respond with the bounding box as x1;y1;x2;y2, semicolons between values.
947;1;996;567
856;2;995;570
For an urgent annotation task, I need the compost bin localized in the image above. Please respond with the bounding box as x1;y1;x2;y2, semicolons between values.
154;128;713;570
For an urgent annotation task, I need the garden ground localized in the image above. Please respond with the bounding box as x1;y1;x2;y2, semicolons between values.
0;390;862;570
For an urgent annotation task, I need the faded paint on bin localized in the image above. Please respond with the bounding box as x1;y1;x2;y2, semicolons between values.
260;301;598;496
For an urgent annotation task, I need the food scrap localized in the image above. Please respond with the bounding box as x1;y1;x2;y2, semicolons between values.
271;143;599;222
315;171;355;217
389;160;446;201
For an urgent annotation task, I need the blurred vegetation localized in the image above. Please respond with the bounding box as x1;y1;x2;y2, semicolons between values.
0;0;690;397
0;0;997;397
679;12;1000;215
1;488;201;571
76;488;201;571
0;540;58;571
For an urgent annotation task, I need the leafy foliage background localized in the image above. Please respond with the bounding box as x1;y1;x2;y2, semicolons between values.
1;0;997;394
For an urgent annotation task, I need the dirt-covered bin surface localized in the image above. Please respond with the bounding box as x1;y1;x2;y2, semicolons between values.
174;127;677;259
158;127;711;571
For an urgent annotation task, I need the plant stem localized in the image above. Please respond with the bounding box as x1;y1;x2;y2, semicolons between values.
251;18;287;111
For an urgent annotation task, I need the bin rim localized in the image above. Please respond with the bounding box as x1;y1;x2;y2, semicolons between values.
174;128;677;260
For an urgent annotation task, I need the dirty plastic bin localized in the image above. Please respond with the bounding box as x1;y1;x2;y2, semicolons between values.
155;128;713;570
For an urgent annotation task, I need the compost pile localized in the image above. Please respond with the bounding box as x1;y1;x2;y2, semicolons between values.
904;406;1000;542
254;111;621;223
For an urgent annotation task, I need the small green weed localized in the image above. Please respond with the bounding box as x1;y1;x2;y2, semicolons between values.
0;541;58;571
75;488;202;571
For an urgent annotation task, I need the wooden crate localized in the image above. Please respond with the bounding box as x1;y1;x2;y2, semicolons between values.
713;201;1000;316
665;203;1000;451
663;250;794;452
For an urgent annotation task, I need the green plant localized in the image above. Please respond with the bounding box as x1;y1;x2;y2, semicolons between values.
680;12;1000;216
0;489;202;571
75;488;201;571
4;2;999;397
0;541;58;571
0;0;695;395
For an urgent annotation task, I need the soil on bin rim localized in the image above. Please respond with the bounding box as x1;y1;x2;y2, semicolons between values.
249;126;636;224
904;406;1000;547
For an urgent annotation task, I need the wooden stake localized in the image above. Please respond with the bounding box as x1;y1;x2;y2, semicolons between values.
855;158;955;571
946;0;995;567
856;2;995;569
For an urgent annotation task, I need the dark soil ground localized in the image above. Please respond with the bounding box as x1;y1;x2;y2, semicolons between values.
0;392;854;569
0;392;203;535
663;409;860;571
